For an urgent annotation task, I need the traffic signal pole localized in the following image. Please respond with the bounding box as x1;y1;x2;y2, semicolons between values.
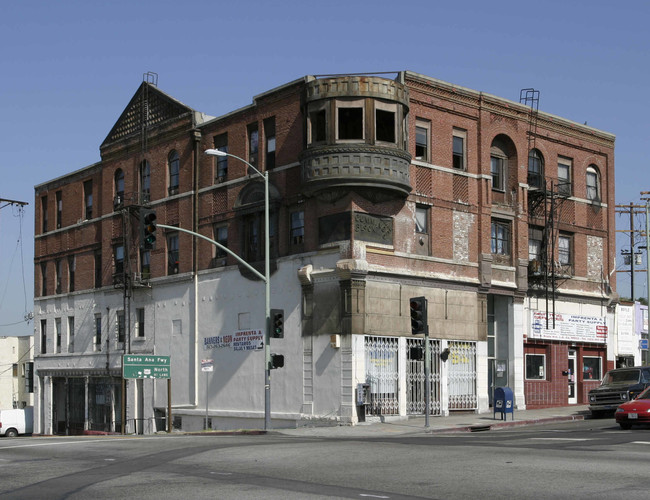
409;297;430;428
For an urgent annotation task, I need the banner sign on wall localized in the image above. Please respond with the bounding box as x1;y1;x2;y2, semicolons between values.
529;311;607;344
203;329;264;351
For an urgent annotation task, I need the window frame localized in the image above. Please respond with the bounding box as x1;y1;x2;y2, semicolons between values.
114;169;124;207
55;191;62;229
68;316;75;353
140;249;151;279
55;259;62;294
415;205;429;235
558;233;572;267
415;119;430;162
168;151;180;196
264;117;276;169
83;180;93;220
140;161;151;203
136;307;145;338
41;195;48;233
114;244;125;276
491;155;506;192
491;219;511;256
290;210;305;246
558;157;572;196
583;356;602;381
68;255;75;293
374;100;397;145
308;103;328;145
213;133;228;182
212;224;228;265
167;232;180;275
94;314;102;352
248;123;259;167
525;353;546;380
336;99;365;142
528;149;544;188
452;129;467;170
586;165;600;201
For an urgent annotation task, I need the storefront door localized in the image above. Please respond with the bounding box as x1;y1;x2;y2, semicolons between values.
568;350;577;404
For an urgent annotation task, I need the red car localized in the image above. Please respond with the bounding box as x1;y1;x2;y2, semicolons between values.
616;386;650;429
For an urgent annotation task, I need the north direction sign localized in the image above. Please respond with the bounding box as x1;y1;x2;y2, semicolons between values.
123;355;171;379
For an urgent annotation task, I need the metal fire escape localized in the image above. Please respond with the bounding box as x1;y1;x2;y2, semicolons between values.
521;89;570;328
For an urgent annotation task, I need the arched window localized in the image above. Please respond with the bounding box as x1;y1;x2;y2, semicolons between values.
140;160;151;203
490;143;508;192
114;169;124;207
168;150;180;195
528;149;544;189
586;165;600;201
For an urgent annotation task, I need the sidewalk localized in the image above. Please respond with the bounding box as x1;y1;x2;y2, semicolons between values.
274;405;591;438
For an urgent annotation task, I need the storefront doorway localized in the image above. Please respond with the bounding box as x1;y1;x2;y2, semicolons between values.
568;350;577;404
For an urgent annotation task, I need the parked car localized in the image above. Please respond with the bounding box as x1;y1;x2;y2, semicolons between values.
588;366;650;417
616;386;650;429
0;407;33;437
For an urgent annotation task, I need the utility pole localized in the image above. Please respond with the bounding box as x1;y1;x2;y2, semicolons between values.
616;203;646;300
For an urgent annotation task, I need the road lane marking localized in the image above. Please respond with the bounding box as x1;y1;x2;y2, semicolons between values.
359;495;390;499
630;441;650;445
530;438;590;441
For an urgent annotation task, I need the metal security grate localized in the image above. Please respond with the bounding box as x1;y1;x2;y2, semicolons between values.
364;336;399;415
406;338;442;415
448;341;477;410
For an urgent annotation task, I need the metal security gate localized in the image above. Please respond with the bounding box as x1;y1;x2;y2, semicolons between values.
448;341;477;410
407;338;442;415
364;336;399;415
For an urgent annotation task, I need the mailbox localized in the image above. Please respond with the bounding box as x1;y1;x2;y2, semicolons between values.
494;386;514;420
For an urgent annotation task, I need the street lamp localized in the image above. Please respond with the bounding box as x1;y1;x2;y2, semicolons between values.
204;148;272;430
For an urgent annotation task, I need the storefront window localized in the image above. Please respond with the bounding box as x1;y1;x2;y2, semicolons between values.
583;356;602;380
525;354;545;380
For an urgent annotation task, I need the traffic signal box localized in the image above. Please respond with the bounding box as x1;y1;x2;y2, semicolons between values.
140;208;157;250
409;296;428;335
270;309;284;338
270;353;284;369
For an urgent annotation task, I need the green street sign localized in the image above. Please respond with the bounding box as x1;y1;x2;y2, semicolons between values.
123;355;171;379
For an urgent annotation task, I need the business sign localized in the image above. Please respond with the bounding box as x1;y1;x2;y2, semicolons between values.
201;359;214;372
529;311;607;344
123;355;171;379
203;329;264;352
640;339;649;350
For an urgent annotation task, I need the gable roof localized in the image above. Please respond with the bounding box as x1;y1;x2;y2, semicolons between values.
101;82;197;148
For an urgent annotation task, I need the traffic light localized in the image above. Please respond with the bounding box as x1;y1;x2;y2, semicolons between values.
271;309;284;338
270;353;284;369
409;345;424;361
140;208;157;250
409;296;428;335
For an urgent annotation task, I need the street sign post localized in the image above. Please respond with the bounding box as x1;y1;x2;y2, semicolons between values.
123;355;171;379
202;359;214;430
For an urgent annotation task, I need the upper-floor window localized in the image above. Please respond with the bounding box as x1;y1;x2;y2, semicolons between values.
558;233;572;267
55;318;62;353
491;219;511;256
290;211;305;245
213;133;228;182
375;101;396;144
83;180;93;219
68;316;75;353
558;157;572;196
140;249;151;279
415;120;430;161
41;195;48;233
68;256;75;293
136;307;145;338
55;191;62;229
453;129;466;170
586;165;600;201
416;206;428;234
491;154;506;191
167;232;179;275
117;310;125;344
94;314;102;351
55;259;62;294
308;105;327;144
114;245;124;275
529;226;543;262
140;161;151;203
168;151;180;195
264;118;276;169
528;149;544;188
114;169;125;207
40;319;47;354
212;224;228;266
40;262;47;296
337;99;364;141
248;123;259;167
94;251;102;288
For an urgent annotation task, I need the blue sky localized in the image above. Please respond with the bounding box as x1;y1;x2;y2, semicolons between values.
1;0;648;335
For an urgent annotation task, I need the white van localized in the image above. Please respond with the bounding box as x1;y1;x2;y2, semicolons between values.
0;407;33;437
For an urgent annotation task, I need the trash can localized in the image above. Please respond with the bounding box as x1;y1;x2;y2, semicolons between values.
494;387;514;420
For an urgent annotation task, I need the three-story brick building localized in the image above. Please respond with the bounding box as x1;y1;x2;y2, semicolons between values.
33;71;616;434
